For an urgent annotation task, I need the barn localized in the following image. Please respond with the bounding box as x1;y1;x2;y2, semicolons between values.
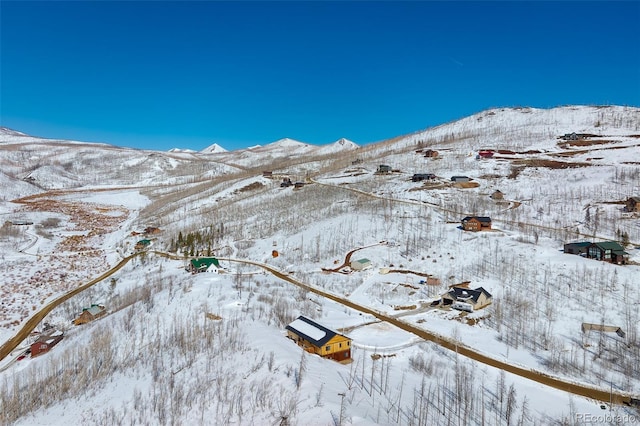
285;316;352;362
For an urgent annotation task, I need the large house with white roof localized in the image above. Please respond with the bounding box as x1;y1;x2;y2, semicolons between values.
285;315;352;362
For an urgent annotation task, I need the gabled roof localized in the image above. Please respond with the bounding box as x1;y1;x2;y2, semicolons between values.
85;305;105;316
591;241;625;251
565;241;591;248
190;257;220;270
447;287;492;304
628;196;640;202
462;216;492;223
286;315;346;347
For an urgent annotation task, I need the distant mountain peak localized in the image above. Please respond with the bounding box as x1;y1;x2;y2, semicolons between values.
0;127;28;137
271;138;306;148
200;143;227;154
333;138;358;148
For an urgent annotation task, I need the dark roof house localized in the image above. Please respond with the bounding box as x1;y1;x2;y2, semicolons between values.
461;216;492;231
441;286;493;311
285;316;352;362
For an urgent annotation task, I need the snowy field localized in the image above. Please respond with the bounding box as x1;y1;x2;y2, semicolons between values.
1;106;639;425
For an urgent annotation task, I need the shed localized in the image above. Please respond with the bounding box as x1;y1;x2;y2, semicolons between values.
423;149;439;158
30;330;64;357
451;176;470;183
377;165;392;173
350;258;372;271
285;316;351;362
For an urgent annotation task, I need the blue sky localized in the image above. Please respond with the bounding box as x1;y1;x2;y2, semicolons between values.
2;1;639;151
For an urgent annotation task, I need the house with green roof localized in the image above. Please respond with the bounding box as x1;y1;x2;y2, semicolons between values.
189;257;221;273
587;242;629;265
565;241;629;264
134;239;151;250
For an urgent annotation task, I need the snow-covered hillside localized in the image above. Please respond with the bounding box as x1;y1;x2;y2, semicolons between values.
1;105;639;426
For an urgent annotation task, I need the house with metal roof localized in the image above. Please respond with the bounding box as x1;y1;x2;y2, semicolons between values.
73;304;106;325
350;258;372;271
563;241;591;256
31;330;64;357
564;241;629;264
189;257;220;273
285;316;352;362
586;242;629;265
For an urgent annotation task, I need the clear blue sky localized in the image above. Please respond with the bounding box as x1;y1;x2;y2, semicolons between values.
2;1;639;151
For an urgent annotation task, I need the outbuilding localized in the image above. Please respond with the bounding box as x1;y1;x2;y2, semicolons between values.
350;258;372;271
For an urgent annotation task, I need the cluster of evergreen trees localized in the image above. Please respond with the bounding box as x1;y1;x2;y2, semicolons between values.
168;223;225;256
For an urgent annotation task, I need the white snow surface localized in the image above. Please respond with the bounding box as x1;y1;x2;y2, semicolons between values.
0;105;639;426
288;317;327;341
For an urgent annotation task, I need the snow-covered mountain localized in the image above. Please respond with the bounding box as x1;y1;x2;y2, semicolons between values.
1;105;639;425
199;142;227;154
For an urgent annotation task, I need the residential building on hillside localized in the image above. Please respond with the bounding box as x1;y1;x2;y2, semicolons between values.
625;196;640;212
73;304;106;325
30;330;64;357
189;257;220;273
461;216;492;232
439;286;493;311
412;173;436;182
564;241;629;264
285;316;352;362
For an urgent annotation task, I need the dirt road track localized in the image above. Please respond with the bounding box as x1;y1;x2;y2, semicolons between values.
1;251;635;406
309;179;639;247
222;257;636;406
0;253;141;361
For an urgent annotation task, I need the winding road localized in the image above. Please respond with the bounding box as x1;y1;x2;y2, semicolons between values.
1;254;637;406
